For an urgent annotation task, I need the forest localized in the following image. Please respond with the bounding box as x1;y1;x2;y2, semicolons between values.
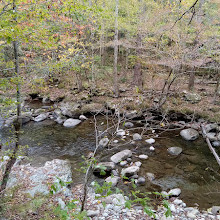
0;0;220;219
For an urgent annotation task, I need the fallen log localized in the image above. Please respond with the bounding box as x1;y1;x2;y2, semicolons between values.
201;125;220;167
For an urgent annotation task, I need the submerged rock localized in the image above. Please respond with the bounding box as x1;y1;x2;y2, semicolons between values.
167;147;182;156
110;149;132;163
63;118;81;128
146;172;155;181
99;137;109;147
180;128;199;141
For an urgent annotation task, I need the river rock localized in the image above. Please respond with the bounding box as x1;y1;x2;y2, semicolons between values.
180;128;199;141
93;162;115;174
145;138;155;144
212;141;220;147
168;188;181;197
124;122;134;128
206;132;218;141
105;176;120;187
63;118;81;128
133;133;142;141
116;129;126;136
149;146;155;151
204;124;218;133
125;110;138;119
79;115;87;120
121;166;140;177
120;161;128;166
103;194;127;206
167;147;182;156
60;102;81;118
99;137;109;147
110;150;132;163
134;161;142;167
139;154;148;160
146;172;155;181
6;159;72;197
34;113;49;122
137;177;146;185
211;206;220;215
87;210;99;217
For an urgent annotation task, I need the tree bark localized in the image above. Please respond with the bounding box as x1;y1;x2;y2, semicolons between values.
113;0;119;97
188;69;195;91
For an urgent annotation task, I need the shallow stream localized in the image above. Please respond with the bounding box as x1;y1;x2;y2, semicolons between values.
0;115;220;209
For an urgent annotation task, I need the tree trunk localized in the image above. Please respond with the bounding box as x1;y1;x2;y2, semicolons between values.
188;70;195;91
113;0;119;97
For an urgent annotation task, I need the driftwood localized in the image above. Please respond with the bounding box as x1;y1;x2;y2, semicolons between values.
201;125;220;167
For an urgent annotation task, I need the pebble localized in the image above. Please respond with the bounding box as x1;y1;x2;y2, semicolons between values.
138;154;148;160
145;138;155;144
149;146;155;151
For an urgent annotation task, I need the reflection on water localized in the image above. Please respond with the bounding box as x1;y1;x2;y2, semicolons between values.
0;117;219;209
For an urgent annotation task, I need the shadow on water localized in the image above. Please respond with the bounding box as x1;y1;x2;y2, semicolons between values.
0;117;219;209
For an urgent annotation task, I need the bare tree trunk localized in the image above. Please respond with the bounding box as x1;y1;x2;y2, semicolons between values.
113;0;119;97
100;1;106;66
133;33;143;89
213;70;220;103
188;69;195;91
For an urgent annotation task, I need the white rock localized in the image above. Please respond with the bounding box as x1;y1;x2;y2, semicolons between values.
167;147;182;156
34;113;49;122
110;150;132;164
79;115;87;120
168;188;181;197
133;133;142;141
99;137;109;147
146;172;155;181
170;204;176;213
121;166;140;177
139;154;148;160
173;199;183;205
180;128;199;141
120;161;128;166
105;176;120;187
87;210;99;217
150;146;155;151
117;129;126;136
134;161;142;167
145;138;155;144
124;122;134;128
113;140;119;143
63;118;81;128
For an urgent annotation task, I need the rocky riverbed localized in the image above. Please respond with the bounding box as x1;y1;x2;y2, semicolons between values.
0;98;220;219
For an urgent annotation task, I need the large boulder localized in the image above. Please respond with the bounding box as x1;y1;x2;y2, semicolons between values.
167;147;183;156
60;102;81;118
63;118;81;128
110;149;132;163
180;128;199;141
121;166;140;177
5;159;72;197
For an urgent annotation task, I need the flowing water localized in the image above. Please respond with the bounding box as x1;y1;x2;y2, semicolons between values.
0;115;219;209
